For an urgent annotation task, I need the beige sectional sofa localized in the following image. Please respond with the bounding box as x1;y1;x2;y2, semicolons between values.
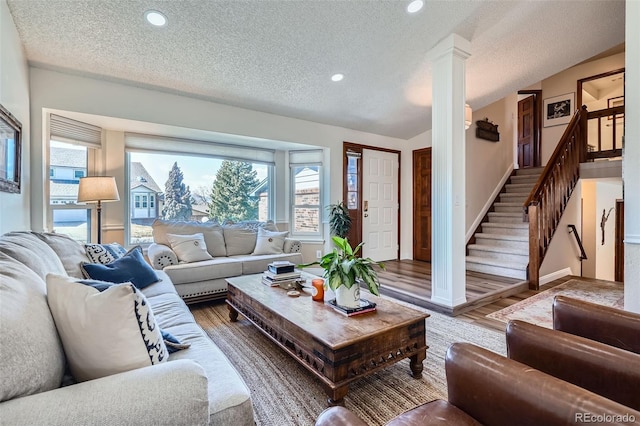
147;219;303;303
0;231;254;425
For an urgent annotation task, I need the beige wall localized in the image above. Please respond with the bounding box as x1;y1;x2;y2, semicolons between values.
0;0;30;234
539;181;583;280
465;94;517;240
540;52;625;165
581;180;596;278
28;67;408;263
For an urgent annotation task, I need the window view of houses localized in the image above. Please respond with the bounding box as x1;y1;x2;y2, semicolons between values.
49;141;321;243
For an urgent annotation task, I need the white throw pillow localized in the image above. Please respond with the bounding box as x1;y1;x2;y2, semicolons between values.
253;228;288;255
46;274;168;382
223;225;258;256
166;233;213;263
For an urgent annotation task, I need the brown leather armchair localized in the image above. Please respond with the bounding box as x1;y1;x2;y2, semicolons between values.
315;343;640;426
506;319;640;410
552;295;640;354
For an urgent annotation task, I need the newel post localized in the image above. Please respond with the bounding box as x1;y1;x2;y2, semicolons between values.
527;203;540;290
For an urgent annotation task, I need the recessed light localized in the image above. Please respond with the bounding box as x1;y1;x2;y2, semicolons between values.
331;74;344;82
145;10;167;27
407;0;424;13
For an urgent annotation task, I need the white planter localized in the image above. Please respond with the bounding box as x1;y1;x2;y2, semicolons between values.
335;283;360;308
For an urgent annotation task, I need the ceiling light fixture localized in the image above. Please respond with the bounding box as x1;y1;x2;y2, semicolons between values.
144;10;167;27
331;74;344;82
407;0;424;13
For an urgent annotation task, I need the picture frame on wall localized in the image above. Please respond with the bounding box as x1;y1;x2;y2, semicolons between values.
543;92;575;128
0;103;22;194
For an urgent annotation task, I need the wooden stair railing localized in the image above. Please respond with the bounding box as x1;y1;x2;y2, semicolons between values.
524;106;588;290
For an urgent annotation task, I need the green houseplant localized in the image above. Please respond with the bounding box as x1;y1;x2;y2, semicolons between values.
299;236;385;308
327;201;352;238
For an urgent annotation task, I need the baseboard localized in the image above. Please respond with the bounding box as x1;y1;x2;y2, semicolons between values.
466;164;515;243
540;267;573;286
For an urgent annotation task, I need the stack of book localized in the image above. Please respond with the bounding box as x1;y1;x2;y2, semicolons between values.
327;299;377;317
262;261;301;288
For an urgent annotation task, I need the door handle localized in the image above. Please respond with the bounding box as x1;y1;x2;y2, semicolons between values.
364;213;368;218
364;200;368;212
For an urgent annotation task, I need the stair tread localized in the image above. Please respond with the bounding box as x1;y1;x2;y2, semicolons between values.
483;222;527;228
501;192;530;197
488;212;523;217
468;244;528;256
465;256;528;270
515;168;544;175
475;233;528;242
494;202;524;206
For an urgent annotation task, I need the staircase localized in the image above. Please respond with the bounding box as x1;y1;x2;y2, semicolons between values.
466;167;543;280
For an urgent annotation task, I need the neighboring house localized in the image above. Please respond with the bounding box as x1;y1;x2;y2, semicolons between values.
250;178;269;222
190;204;209;222
49;146;87;224
130;162;162;225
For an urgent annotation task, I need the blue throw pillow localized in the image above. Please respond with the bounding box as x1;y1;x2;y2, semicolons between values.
161;330;191;353
81;247;159;289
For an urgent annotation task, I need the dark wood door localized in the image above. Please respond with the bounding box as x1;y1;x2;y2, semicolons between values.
518;95;535;168
615;199;624;282
413;148;431;262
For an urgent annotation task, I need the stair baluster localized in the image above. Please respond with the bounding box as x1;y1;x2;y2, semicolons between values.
524;106;588;289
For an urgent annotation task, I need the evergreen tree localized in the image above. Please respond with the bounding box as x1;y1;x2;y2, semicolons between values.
208;161;259;222
162;162;192;220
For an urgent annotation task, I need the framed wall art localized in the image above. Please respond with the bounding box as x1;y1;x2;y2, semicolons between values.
543;92;575;127
0;103;22;194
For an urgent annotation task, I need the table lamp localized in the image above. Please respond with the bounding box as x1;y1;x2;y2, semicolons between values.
77;176;120;243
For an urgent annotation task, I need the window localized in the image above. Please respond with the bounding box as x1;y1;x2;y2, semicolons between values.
48;141;93;242
125;146;273;246
47;114;102;243
289;150;323;238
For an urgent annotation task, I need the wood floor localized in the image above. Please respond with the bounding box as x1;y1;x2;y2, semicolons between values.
377;260;572;321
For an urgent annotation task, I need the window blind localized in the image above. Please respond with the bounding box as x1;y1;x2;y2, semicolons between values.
50;114;103;148
125;132;275;165
289;149;324;165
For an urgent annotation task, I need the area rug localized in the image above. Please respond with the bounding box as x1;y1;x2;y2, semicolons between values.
191;299;505;426
486;278;624;328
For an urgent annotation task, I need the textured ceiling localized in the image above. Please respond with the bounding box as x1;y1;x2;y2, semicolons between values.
7;0;625;139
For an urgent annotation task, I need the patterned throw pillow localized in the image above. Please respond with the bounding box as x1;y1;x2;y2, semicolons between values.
253;228;288;255
81;247;159;289
78;279;191;354
166;233;213;263
46;274;168;382
84;242;127;264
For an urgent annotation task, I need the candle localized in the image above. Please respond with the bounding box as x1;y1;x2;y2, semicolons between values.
311;278;324;302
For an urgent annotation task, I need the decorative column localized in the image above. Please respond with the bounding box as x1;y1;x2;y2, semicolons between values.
624;0;640;313
430;34;471;307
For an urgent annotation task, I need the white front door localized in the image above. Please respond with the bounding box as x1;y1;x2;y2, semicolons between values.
362;149;399;261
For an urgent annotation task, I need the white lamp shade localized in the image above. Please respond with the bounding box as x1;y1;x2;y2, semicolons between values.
465;104;472;130
77;176;120;203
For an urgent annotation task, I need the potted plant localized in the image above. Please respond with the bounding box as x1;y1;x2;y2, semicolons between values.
328;201;352;238
299;236;385;308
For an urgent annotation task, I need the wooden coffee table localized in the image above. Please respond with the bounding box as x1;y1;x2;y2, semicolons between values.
226;274;429;406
